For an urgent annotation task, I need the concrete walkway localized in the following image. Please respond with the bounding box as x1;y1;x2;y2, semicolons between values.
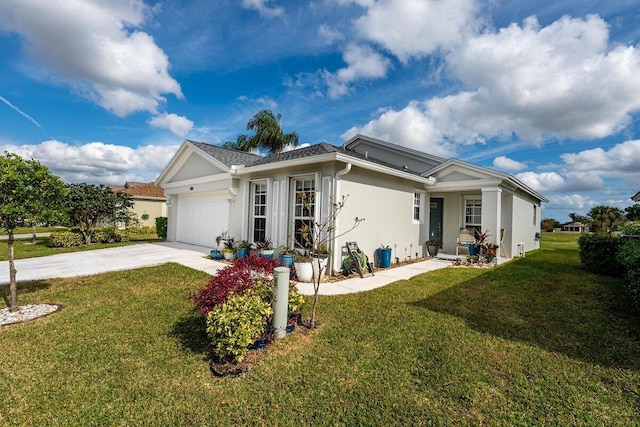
1;242;452;296
296;258;451;295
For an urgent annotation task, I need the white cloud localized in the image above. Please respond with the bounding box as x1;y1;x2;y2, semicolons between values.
493;156;527;172
324;44;391;98
0;140;179;185
241;0;284;18
344;14;640;149
237;95;278;109
546;194;600;211
560;139;640;174
516;170;604;193
318;24;344;45
149;113;194;137
341;101;455;157
353;0;478;62
0;0;182;117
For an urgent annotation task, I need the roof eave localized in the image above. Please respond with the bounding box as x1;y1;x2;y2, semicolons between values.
237;151;436;185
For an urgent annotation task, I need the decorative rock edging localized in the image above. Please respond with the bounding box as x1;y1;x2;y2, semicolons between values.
0;304;61;326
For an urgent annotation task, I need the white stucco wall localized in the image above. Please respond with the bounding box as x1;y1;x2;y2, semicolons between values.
339;167;425;267
510;192;541;255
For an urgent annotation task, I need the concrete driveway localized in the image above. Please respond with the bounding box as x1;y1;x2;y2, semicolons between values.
0;242;225;285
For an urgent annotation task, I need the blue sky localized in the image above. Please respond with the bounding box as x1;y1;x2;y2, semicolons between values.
1;0;639;222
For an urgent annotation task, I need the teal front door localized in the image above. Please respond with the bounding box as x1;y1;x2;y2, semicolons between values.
429;198;443;243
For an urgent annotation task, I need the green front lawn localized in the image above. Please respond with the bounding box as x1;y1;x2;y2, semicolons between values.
0;234;162;261
1;234;638;425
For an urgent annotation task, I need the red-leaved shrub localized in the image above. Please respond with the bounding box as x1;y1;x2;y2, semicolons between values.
191;255;283;316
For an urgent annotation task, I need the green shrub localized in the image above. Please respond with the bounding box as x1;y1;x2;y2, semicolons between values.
49;231;83;248
93;226;130;244
619;222;640;236
155;217;168;240
577;234;625;277
206;292;273;363
127;225;157;235
617;239;640;311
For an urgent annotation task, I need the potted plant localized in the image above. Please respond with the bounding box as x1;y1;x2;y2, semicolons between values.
221;247;236;261
216;231;232;249
256;238;274;258
293;253;313;282
278;245;296;267
310;242;330;280
426;239;442;257
236;240;252;259
378;244;392;268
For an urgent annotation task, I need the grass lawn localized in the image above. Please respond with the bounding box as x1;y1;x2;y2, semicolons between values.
1;233;639;425
0;226;68;235
0;234;162;261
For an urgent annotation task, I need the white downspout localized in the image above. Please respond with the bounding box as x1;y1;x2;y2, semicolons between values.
332;163;352;275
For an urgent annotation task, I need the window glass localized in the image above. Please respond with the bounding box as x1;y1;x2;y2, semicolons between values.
251;183;267;242
293;178;315;248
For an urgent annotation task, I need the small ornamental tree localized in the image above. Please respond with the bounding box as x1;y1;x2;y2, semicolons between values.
298;193;364;328
62;183;133;245
541;218;556;232
0;152;66;311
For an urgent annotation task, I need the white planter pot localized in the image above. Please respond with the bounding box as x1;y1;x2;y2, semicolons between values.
294;262;313;282
223;251;236;261
311;256;328;281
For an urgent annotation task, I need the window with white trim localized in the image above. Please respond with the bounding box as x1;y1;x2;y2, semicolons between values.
250;182;267;243
293;178;315;248
464;197;482;229
413;192;423;223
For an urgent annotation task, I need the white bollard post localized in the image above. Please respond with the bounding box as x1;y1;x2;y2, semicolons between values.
273;266;290;339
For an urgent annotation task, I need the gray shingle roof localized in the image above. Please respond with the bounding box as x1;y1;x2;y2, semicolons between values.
248;143;340;166
187;140;262;168
187;139;424;175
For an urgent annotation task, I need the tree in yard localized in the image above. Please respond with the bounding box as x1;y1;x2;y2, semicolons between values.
0;152;66;311
297;192;364;328
625;204;640;221
540;218;557;232
588;205;624;234
224;110;299;155
63;183;133;245
568;212;591;224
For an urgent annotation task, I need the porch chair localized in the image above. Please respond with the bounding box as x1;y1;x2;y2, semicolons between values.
456;228;476;256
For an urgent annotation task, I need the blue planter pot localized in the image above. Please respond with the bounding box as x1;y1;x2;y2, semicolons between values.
279;254;294;267
378;248;392;268
210;250;223;260
468;244;479;256
237;248;248;259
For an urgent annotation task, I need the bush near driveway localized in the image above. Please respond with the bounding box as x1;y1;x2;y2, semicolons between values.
49;231;83;248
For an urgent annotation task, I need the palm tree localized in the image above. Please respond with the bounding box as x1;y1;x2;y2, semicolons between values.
227;110;299;155
588;205;624;233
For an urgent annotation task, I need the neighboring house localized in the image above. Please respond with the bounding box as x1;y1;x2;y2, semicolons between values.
562;222;589;233
111;182;167;227
633;191;640;202
156;135;547;271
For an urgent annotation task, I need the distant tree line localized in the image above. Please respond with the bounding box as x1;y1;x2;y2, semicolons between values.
541;204;640;233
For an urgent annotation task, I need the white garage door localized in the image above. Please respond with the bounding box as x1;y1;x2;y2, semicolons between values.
176;191;228;247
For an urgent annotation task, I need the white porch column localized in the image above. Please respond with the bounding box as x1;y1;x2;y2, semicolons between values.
481;187;502;252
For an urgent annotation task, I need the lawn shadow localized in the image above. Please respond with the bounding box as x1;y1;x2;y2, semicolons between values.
413;250;640;370
170;312;212;357
1;281;51;305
